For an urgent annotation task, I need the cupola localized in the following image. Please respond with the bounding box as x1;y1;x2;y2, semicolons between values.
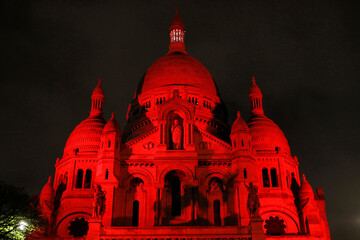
40;176;55;204
247;77;291;154
103;112;121;134
231;111;251;151
299;174;314;202
63;80;106;156
169;8;186;54
249;77;264;115
90;78;105;118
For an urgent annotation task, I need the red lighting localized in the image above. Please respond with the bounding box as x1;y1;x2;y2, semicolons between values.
37;9;330;240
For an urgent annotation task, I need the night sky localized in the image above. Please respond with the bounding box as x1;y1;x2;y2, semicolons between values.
1;1;359;239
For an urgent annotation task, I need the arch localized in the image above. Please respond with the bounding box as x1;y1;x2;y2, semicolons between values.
260;208;300;233
119;169;155;187
208;177;224;193
160;104;193;121
55;211;91;236
75;169;83;189
159;166;194;185
199;170;232;188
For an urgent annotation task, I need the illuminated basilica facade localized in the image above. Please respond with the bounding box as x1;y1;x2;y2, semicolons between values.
38;11;331;240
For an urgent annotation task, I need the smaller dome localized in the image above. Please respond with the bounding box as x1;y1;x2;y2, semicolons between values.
231;111;249;133
40;176;54;202
64;116;106;156
299;174;314;199
247;114;290;154
103;113;121;133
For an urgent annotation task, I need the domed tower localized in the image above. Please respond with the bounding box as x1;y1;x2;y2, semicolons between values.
39;176;55;229
96;113;122;226
52;79;106;238
246;77;301;234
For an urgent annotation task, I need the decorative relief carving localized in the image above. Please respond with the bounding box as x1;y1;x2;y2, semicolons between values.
143;142;154;150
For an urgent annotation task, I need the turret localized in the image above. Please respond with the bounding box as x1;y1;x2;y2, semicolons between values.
39;177;54;227
96;113;121;226
249;77;264;115
168;8;186;54
299;174;324;236
230;111;251;152
90;78;105;118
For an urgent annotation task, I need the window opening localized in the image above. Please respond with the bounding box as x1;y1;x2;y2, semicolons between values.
75;169;83;189
262;168;270;187
213;200;221;226
132;200;140;226
84;169;92;189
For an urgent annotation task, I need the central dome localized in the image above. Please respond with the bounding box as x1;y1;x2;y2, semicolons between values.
136;52;218;97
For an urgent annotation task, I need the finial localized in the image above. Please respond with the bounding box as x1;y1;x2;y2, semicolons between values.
237;110;241;118
302;174;306;181
48;176;52;182
175;7;179;15
97;78;102;87
252;76;256;84
111;112;115;119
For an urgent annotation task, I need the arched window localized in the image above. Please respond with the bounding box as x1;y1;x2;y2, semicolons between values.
270;168;278;187
262;168;270;187
84;170;92;189
105;169;109;180
132;200;140;226
243;168;247;179
171;176;181;216
75;169;83;189
213;200;221;226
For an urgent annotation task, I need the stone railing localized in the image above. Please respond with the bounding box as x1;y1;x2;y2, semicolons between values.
100;226;251;240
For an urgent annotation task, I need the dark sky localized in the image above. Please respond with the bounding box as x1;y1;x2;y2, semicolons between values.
1;1;359;239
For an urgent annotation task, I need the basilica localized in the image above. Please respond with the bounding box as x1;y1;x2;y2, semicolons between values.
37;10;331;240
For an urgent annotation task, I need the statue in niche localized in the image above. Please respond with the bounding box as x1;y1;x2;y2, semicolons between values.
209;178;223;193
171;119;182;149
246;182;260;217
130;178;144;192
93;184;106;219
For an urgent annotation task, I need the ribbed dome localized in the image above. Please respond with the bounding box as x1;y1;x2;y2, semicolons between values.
137;52;218;97
64;116;105;156
40;177;54;202
247;114;290;154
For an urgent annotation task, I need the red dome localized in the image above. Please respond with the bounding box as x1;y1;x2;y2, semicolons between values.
231;111;249;133
103;113;121;133
40;177;54;203
64;116;105;156
137;52;218;97
247;114;290;154
299;174;314;201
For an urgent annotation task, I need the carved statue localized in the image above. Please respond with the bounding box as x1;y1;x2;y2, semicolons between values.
93;184;106;219
171;119;182;149
209;178;223;192
246;182;260;217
